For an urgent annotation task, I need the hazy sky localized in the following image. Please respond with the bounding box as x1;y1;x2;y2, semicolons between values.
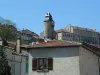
0;0;100;34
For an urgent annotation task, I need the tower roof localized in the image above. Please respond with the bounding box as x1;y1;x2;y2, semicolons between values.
45;12;51;17
44;12;53;21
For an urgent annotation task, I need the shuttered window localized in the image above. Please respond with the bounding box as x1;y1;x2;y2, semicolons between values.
48;58;53;70
32;58;37;71
38;58;48;70
32;57;53;71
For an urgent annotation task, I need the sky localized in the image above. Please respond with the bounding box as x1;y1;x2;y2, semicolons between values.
0;0;100;35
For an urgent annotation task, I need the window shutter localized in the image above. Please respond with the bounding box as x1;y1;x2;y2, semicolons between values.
32;58;37;71
48;57;53;70
26;63;28;73
38;58;41;70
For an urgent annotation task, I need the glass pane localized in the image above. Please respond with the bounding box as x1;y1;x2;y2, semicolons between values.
44;58;48;69
40;58;43;66
38;58;43;70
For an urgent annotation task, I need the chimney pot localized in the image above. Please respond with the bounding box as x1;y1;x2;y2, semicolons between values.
16;35;21;53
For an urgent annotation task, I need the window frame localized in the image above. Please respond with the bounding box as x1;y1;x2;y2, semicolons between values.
32;57;53;72
38;58;48;70
11;64;16;74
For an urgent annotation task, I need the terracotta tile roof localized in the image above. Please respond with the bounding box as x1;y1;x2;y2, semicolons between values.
74;26;96;32
21;32;39;37
20;29;39;37
7;40;100;57
56;26;96;33
21;40;81;48
82;43;100;57
86;44;100;49
7;40;100;51
97;32;100;34
56;29;69;33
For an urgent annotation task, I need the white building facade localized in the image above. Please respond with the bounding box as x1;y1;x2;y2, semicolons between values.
21;40;100;75
79;47;100;75
28;47;80;75
11;52;28;75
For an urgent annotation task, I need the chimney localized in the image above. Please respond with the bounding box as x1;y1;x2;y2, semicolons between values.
0;37;3;46
16;36;21;54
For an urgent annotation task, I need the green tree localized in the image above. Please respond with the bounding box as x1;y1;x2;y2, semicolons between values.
0;19;17;41
0;44;11;75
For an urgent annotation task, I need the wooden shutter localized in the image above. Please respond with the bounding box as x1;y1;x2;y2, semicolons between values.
32;58;37;71
38;58;40;70
48;57;53;70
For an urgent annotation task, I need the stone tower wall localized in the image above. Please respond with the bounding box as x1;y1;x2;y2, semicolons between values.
44;21;54;39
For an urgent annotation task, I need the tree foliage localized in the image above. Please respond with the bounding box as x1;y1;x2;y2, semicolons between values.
0;46;11;75
0;19;17;41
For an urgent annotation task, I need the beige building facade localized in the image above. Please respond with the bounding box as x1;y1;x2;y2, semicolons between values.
57;25;100;44
57;29;74;41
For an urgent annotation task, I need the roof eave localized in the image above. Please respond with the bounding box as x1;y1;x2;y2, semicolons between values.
20;44;81;49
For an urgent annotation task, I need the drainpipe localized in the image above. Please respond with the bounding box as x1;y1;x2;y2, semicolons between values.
20;55;22;75
98;58;100;75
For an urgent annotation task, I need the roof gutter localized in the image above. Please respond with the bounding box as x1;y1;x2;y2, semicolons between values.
20;44;81;49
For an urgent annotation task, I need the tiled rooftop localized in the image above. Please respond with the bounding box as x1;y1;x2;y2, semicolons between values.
20;29;39;37
56;26;96;33
56;29;70;33
7;40;100;51
21;40;81;48
7;40;100;57
73;26;96;32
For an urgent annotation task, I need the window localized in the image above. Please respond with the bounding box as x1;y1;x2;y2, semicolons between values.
11;64;15;74
38;58;48;70
32;57;53;71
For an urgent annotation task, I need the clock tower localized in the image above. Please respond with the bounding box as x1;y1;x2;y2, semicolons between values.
43;12;56;40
